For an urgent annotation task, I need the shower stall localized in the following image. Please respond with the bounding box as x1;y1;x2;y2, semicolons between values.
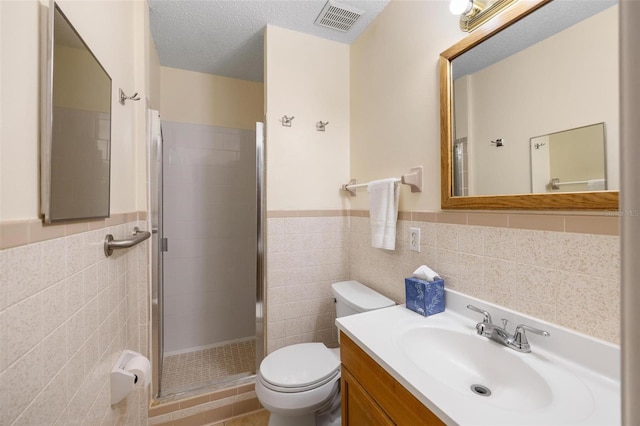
150;110;265;398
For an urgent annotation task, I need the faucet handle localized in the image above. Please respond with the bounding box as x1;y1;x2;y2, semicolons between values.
512;324;550;353
516;324;550;337
467;304;492;324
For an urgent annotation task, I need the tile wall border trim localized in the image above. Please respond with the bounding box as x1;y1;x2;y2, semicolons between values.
266;210;619;236
266;210;350;218
0;211;149;250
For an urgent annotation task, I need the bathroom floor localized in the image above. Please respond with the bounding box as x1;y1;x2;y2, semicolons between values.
213;410;270;426
161;339;256;396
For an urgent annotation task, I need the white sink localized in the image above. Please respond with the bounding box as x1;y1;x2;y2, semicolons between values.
397;326;593;416
336;289;620;425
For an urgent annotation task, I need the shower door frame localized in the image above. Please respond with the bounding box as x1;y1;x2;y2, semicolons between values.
150;117;267;399
150;109;164;398
255;122;266;369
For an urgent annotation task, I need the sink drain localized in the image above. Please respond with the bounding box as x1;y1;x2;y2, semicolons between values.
470;384;492;397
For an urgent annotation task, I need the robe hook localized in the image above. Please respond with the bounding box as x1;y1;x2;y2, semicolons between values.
119;88;141;105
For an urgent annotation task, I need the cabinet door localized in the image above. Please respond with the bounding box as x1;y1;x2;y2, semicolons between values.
340;333;445;426
342;367;394;426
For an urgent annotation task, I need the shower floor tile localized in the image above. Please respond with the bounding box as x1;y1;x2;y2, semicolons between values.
161;339;256;396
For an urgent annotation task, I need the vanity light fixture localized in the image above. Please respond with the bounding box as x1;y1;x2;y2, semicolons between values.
449;0;518;32
449;0;478;16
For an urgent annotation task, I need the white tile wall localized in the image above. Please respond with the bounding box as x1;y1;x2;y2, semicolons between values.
0;220;149;425
51;107;110;220
266;216;349;353
162;122;257;354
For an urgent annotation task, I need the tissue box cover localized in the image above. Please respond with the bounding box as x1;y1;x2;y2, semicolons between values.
404;277;445;317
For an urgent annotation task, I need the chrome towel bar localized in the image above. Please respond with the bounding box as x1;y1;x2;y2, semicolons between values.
104;227;151;257
342;166;423;196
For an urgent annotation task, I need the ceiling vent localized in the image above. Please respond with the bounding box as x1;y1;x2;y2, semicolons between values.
314;0;364;32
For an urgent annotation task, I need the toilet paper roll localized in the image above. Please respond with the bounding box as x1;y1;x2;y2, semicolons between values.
124;355;151;388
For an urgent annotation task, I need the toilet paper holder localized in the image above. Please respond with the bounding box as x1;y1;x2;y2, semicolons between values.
111;349;151;405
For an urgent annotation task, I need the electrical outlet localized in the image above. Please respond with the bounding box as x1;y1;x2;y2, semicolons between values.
409;227;420;252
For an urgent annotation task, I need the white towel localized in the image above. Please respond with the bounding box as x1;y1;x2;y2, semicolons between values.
368;178;400;250
587;179;606;191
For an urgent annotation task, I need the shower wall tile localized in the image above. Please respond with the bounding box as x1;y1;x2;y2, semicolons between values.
349;216;620;344
0;219;149;426
266;216;349;354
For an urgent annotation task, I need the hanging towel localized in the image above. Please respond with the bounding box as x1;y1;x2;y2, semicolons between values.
368;178;400;250
587;179;606;191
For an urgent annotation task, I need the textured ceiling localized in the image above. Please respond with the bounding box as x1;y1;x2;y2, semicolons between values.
148;0;390;82
452;0;618;80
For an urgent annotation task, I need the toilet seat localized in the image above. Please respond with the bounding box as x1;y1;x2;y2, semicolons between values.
259;343;340;393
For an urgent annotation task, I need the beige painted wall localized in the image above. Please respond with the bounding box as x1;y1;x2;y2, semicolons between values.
160;67;263;130
467;5;618;195
147;16;162;111
350;0;462;212
0;0;148;221
136;0;159;212
265;25;351;211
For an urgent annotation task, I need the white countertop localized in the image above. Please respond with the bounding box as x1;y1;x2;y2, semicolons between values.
336;289;620;426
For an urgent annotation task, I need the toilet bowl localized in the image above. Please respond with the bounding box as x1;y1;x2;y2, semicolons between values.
256;280;395;426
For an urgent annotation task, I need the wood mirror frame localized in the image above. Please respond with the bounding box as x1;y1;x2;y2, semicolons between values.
439;0;619;210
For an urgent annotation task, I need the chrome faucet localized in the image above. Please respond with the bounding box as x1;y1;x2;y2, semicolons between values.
467;305;550;353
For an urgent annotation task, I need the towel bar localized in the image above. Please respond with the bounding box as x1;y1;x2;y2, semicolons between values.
342;166;423;196
104;227;151;257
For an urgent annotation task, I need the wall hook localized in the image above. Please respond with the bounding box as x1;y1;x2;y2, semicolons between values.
491;138;504;147
282;115;295;127
119;89;140;105
316;121;329;132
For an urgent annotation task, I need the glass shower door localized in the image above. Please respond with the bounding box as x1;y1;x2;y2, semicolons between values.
159;121;258;396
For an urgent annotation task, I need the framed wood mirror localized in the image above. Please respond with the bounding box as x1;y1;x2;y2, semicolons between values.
440;0;619;210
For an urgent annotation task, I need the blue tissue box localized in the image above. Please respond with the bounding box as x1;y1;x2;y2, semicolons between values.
404;277;445;317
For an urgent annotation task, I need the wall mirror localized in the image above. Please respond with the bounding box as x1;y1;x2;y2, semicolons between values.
40;1;112;223
440;0;619;210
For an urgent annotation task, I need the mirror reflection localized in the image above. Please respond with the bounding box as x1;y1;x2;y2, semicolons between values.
530;123;606;194
450;0;618;197
43;3;112;222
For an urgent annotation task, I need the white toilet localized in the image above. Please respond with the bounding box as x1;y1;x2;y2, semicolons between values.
256;280;395;426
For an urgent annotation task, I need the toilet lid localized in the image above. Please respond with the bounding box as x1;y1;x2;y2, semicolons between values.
260;343;340;391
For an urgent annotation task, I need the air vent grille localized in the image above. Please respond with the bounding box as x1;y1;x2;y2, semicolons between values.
314;0;364;32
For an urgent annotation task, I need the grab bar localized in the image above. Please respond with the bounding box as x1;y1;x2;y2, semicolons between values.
104;227;151;257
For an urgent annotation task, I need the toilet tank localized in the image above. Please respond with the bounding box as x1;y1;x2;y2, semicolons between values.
331;280;395;318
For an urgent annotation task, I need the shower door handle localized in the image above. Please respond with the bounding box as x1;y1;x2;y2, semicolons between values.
160;238;169;252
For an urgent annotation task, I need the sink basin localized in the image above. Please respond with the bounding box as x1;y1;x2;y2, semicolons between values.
338;295;619;425
399;327;554;411
395;324;599;423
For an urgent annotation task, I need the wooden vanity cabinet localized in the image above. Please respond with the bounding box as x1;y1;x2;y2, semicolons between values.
340;332;445;426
